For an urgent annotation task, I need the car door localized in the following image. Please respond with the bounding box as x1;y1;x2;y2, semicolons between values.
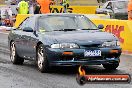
15;17;31;58
13;18;28;57
20;16;38;60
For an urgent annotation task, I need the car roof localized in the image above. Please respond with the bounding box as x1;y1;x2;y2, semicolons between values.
107;0;128;2
30;13;84;18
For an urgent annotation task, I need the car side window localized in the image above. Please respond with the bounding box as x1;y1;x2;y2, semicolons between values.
19;17;35;30
24;17;35;29
19;18;29;30
38;17;49;32
106;2;112;9
102;2;108;9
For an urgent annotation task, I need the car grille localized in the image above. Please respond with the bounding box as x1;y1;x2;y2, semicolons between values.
60;52;121;61
79;57;103;61
81;44;100;48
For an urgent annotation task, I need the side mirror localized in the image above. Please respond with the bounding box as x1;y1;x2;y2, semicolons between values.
107;6;112;9
98;24;104;29
23;27;33;32
33;30;38;37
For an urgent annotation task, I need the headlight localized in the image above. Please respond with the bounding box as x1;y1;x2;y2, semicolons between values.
117;41;120;46
51;43;79;49
101;41;120;47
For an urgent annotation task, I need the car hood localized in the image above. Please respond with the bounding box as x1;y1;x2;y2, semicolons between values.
96;8;103;11
114;9;128;14
96;8;102;12
51;30;117;44
96;8;106;11
96;8;128;14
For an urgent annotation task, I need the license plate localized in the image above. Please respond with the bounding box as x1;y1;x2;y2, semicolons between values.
84;50;101;57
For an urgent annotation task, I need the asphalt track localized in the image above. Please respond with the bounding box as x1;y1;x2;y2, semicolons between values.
0;32;131;88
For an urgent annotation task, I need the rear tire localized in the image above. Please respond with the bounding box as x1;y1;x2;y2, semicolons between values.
103;63;119;70
10;41;24;65
36;44;49;73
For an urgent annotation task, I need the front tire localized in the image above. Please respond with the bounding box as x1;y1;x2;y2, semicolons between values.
103;63;119;70
10;41;24;65
36;44;49;73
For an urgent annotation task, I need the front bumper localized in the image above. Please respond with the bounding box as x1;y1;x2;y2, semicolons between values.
50;59;120;66
45;47;121;66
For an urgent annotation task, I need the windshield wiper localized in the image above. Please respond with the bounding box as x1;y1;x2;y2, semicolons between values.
53;29;77;31
81;29;98;30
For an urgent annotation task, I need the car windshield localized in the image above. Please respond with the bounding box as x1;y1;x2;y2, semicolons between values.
102;2;109;8
114;1;128;9
38;16;98;32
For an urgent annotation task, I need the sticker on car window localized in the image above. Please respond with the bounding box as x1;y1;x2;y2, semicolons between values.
39;27;46;32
